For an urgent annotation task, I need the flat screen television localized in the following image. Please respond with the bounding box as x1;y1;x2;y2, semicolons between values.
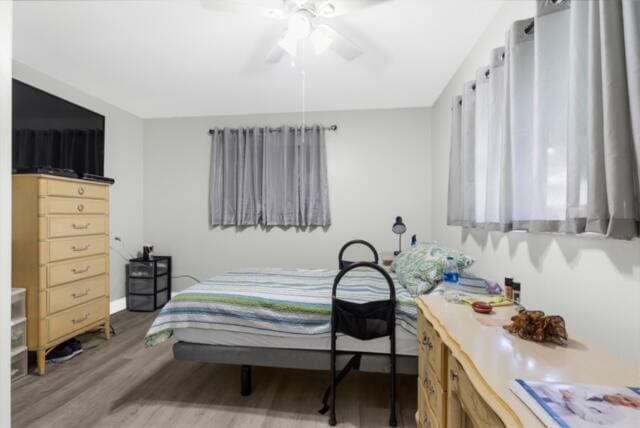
12;79;105;177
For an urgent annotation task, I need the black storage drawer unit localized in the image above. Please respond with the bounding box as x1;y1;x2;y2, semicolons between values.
127;256;171;312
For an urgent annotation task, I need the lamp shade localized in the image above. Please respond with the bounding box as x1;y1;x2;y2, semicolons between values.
392;216;406;234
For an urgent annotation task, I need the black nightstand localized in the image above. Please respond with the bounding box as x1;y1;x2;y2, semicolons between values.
127;256;172;312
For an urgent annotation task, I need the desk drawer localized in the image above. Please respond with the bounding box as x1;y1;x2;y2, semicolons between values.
48;275;107;314
42;236;107;263
47;298;106;342
45;179;107;200
48;256;107;287
44;198;108;215
43;216;107;239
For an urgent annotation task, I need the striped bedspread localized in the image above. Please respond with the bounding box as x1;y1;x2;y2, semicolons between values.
145;267;418;347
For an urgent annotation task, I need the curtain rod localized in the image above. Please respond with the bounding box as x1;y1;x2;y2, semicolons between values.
209;125;337;135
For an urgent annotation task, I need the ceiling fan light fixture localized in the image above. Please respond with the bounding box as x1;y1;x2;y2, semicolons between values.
287;10;312;41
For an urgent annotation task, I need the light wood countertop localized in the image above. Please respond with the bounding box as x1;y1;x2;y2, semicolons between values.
417;293;640;427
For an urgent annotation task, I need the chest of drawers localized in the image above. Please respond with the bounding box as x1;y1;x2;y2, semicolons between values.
12;175;112;375
415;294;640;428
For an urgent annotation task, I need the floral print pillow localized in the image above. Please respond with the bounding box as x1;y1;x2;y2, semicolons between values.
392;243;474;296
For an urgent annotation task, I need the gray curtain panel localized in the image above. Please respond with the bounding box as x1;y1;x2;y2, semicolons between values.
447;96;463;227
566;0;640;238
210;125;331;227
447;0;640;239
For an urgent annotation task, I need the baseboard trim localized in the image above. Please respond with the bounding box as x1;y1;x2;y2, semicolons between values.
110;297;127;314
110;292;178;314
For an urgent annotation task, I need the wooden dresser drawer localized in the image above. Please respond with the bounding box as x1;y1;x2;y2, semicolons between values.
424;359;446;427
45;179;108;200
48;275;107;314
47;298;107;342
43;197;108;215
418;309;429;348
425;320;446;385
448;352;504;428
47;256;107;287
42;215;107;239
42;236;107;263
418;380;439;428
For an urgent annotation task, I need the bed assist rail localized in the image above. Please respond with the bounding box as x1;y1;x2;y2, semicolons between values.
338;239;379;270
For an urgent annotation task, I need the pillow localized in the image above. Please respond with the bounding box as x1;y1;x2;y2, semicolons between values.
392;243;474;296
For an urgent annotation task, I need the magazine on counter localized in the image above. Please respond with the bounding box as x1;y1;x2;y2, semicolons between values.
510;379;640;428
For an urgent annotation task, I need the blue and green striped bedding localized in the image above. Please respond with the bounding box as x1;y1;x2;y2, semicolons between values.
145;267;418;347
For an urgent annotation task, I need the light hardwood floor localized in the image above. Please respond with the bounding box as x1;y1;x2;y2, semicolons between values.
12;310;417;428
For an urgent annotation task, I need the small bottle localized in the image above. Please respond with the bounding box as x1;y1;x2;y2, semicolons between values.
512;282;521;304
505;277;513;300
443;256;459;284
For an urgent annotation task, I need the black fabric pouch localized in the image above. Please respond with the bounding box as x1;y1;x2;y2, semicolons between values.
333;298;394;340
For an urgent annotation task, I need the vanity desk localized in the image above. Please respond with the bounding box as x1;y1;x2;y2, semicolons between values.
415;294;639;427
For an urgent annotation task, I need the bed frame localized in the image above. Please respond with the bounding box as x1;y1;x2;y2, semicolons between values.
173;240;418;396
173;342;418;396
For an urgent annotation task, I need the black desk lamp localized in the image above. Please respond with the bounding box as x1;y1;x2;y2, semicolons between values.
392;216;406;256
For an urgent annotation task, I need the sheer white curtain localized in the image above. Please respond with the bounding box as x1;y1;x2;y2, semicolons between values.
447;0;640;239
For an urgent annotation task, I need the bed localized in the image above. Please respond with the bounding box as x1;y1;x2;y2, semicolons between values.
145;265;419;395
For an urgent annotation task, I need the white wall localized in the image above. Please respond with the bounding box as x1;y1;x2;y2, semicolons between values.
13;62;145;300
143;108;432;290
0;2;13;425
430;1;640;362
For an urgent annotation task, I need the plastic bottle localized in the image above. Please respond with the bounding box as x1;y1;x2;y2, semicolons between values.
443;256;459;283
505;277;514;300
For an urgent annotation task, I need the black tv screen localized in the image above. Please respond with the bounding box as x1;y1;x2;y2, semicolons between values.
12;79;105;176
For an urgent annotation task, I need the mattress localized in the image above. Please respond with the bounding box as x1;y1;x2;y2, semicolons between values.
146;267;419;356
174;325;418;356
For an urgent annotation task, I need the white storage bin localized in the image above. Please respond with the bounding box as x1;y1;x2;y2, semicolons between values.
11;288;26;321
11;346;28;382
11;318;27;350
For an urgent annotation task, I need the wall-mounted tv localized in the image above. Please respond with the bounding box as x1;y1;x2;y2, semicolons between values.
12;79;105;177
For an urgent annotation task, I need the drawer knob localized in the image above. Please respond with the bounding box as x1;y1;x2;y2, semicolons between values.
450;370;459;380
72;222;91;230
71;266;90;275
78;187;85;195
72;313;90;324
77;204;85;212
71;289;91;299
71;244;90;252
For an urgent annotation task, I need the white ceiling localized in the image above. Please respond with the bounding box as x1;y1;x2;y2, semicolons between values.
13;0;504;118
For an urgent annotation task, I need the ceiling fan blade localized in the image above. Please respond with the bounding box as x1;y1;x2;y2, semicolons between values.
317;0;390;17
320;24;363;61
265;44;286;63
200;0;287;19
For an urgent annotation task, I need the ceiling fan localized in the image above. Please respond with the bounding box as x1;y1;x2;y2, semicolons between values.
200;0;388;63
